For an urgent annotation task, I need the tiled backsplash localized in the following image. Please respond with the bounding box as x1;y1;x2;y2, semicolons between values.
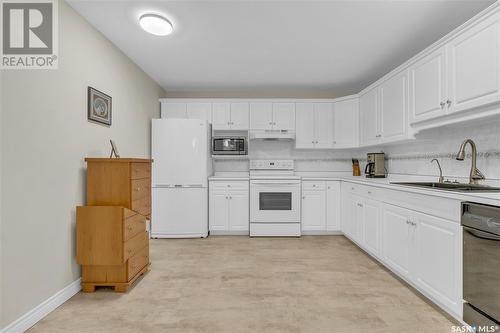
214;117;500;181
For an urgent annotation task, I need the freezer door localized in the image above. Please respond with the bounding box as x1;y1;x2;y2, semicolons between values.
151;187;208;238
152;119;209;187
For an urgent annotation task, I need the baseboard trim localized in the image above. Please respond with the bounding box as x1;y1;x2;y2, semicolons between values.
209;230;249;236
2;278;81;333
301;230;343;235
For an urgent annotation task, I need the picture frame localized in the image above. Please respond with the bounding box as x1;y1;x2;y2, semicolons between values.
87;87;112;126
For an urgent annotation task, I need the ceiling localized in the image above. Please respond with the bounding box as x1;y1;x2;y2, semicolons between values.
67;0;496;97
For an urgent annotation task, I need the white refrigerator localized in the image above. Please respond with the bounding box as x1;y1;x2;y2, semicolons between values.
151;119;212;238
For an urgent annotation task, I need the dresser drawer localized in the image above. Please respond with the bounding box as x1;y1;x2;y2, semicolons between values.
131;196;151;217
130;163;151;179
127;245;149;280
131;178;151;201
302;181;326;191
124;213;146;241
124;231;148;261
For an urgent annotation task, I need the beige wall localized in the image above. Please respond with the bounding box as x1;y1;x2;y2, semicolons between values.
0;2;165;328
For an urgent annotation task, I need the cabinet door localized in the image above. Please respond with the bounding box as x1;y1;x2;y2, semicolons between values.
228;191;249;232
341;192;356;238
230;102;249;130
295;103;315;149
363;199;380;256
161;102;187;119
353;198;364;245
314;103;334;149
209;190;228;231
448;12;500;114
381;204;411;278
413;212;461;314
359;88;380;146
250;102;273;130
187;103;212;123
326;181;340;231
409;46;447;124
272;103;295;130
212;103;231;130
333;98;359;148
380;71;408;142
302;190;326;231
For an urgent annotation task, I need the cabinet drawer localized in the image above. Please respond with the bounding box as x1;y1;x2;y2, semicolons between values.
302;181;326;191
124;231;148;261
124;214;146;241
127;245;149;280
131;178;151;201
131;196;151;217
130;163;151;179
210;181;249;190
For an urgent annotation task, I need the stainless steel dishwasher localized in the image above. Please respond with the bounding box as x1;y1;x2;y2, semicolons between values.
462;202;500;327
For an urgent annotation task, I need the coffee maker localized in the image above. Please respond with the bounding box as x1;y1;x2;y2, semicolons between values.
365;153;386;178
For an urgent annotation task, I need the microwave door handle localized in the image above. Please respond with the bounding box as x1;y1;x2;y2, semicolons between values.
464;226;500;241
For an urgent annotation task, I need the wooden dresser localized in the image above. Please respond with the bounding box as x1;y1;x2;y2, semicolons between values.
85;158;152;218
77;158;152;292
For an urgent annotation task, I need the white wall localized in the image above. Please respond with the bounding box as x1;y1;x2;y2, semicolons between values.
215;116;500;182
0;1;165;329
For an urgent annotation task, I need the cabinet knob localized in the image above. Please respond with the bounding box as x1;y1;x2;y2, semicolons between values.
368;191;372;195
328;186;331;189
135;187;140;191
440;102;446;108
127;226;133;231
302;196;306;199
227;184;231;187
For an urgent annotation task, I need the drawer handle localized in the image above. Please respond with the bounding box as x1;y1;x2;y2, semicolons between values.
127;226;133;231
134;187;140;191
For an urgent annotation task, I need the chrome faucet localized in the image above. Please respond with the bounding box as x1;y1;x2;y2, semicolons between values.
456;139;485;185
430;158;444;183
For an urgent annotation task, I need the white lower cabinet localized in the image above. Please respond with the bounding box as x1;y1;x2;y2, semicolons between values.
381;204;412;278
302;181;341;233
380;202;462;316
341;183;462;318
302;190;326;231
209;181;249;234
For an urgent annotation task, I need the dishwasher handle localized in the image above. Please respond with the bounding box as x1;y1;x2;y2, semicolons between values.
464;226;500;242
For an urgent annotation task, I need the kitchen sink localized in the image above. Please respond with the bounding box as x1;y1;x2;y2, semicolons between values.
391;182;500;192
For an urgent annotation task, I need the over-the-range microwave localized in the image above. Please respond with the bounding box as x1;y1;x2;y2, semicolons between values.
212;136;248;155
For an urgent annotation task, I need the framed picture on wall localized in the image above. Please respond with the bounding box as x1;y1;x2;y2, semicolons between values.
88;87;112;126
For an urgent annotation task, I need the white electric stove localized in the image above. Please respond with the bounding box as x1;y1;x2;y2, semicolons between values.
249;160;301;237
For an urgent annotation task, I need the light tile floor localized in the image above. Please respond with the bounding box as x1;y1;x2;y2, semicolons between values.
29;236;456;332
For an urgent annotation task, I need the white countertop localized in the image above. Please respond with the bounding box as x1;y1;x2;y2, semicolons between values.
209;172;500;206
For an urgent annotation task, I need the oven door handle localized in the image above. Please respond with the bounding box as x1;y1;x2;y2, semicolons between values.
464;226;500;241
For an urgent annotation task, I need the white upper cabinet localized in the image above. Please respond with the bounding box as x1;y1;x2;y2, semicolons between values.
249;102;273;130
314;103;334;149
295;102;334;149
212;102;249;130
161;102;187;119
295;103;315;148
448;11;500;114
333;98;359;148
359;88;380;146
230;102;250;130
379;70;408;142
187;103;212;122
272;103;295;130
212;102;231;129
409;46;448;124
250;102;295;131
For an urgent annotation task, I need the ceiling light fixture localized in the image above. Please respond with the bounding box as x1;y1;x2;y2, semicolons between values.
139;13;173;36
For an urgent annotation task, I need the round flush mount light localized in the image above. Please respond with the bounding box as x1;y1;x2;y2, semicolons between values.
139;14;173;36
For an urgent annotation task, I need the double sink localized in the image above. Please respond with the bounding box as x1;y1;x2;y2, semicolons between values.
392;182;500;192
